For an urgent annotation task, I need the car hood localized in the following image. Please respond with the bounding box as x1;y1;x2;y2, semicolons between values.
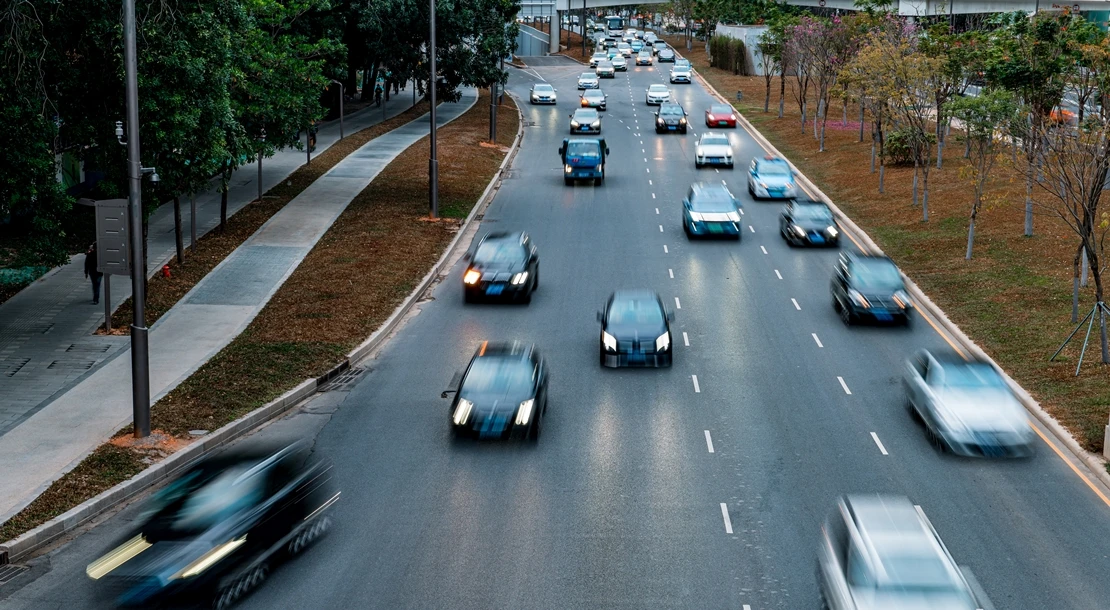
850;588;977;610
932;388;1030;431
470;260;526;276
96;531;239;586
659;114;684;123
672;69;691;75
606;322;667;341
755;175;793;188
792;218;834;231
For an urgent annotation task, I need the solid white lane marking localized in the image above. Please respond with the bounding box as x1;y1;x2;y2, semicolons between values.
812;333;824;348
692;375;700;393
668;268;674;278
720;503;734;534
659;225;664;232
715;168;720;173
760;246;768;254
748;225;755;233
775;269;782;279
791;298;801;310
663;245;669;253
838;376;852;395
871;432;889;455
682;331;689;346
704;430;715;453
674;297;681;309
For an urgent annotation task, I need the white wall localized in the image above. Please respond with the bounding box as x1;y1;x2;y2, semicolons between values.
713;24;769;77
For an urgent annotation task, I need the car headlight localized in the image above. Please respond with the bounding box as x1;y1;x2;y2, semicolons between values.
595;163;603;170
784;183;796;191
582;99;588;106
170;536;247;580
688;211;704;222
725;150;733;157
86;534;153;580
657;117;664;124
571;120;580;127
680;117;686;124
515;399;535;426
453;398;474;425
591;120;601;128
511;271;529;285
565;164;573;173
656;332;671;352
826;226;839;237
793;225;806;237
602;331;617;351
893;290;912;309
463;269;481;284
730;114;736;120
758;182;768;189
696;148;703;157
848;289;870;308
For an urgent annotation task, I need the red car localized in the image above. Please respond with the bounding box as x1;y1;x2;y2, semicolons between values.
705;104;737;128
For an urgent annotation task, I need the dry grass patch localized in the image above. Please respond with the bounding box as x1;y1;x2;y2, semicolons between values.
674;39;1110;452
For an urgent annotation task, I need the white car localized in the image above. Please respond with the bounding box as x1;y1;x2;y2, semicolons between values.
595;61;616;78
695;133;734;168
635;51;653;66
645;84;671;105
617;42;633;58
670;66;692;84
529;83;557;105
589;52;608;68
578;72;600;89
611;55;628;71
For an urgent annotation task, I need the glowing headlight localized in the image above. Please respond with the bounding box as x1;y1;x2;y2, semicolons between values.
730;114;736;120
511;271;529;285
656;332;671;351
826;226;839;237
86;534;152;580
848;289;870;308
657;117;664;124
515;399;535;426
591;120;601;128
893;289;912;309
453;398;474;425
171;536;247;580
725;150;733;157
758;182;768;189
464;269;481;284
602;331;617;351
679;117;687;124
565;164;573;173
571;120;580;127
793;225;806;237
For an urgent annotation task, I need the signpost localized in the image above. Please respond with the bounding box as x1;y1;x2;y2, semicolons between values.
94;199;130;333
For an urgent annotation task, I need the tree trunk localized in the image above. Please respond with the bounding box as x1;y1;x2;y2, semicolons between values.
935;111;944;169
859;102;865;143
778;75;785;119
966;215;976;260
1095;261;1109;364
1024;172;1034;236
842;97;847;126
173;195;184;265
922;166;930;222
965;137;971;159
1073;243;1084;323
800;100;807;134
814;97;821;140
870;142;876;173
220;164;229;232
764;76;771;113
912;159;919;207
1082;249;1090;287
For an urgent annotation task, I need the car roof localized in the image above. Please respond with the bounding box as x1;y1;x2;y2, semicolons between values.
610;289;661;303
690;182;733;197
756;157;790;168
659;102;684;111
473;340;537;361
480;230;526;245
845;251;894;265
844;495;959;583
574;108;598;115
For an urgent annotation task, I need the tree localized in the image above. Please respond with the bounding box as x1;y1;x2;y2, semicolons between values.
948;88;1019;259
785;26;812;134
757;18;786;113
920;26;981;170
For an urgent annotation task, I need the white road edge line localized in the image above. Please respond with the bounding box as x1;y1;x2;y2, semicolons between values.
791;298;801;310
774;269;783;280
692;375;700;393
871;432;889;455
720;503;734;534
812;333;824;348
838;376;852;395
760;246;768;254
704;430;715;453
674;297;681;309
683;331;689;346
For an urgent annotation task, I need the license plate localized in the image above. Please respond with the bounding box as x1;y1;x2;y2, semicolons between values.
708;224;722;233
719;121;728;126
811;235;825;244
668;126;676;130
486;285;504;295
875;312;892;321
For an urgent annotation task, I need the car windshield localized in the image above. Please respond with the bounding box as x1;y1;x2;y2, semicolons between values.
584;90;603;98
878;554;963;592
609;298;664;326
639;51;651;57
464;357;534;395
940;363;1006;389
701;135;729;146
757;161;791;176
474;240;525;263
676;60;690;67
143;464;265;536
660;50;674;56
794;205;832;221
566;141;601;158
710;105;732;114
690;193;735;212
534;84;553;92
574;109;598;121
660;106;683;116
851;259;904;290
580;73;595;79
649;85;668;93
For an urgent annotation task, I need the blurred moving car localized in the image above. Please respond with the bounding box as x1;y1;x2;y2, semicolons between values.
444;341;549;441
596;60;616;78
86;442;337;608
682;182;742;238
652;40;668;55
598;290;674;368
904;350;1035;457
818;495;980;610
747;155;797;199
704;104;737;128
578;72;600;89
655;102;688;133
695;133;734;168
569;107;602;134
646;84;671;105
611;55;628;71
589;51;608;67
657;48;676;62
830;252;913;325
560;137;609;185
580;88;608;110
674;58;692;70
636;50;654;66
779;199;839;247
617;42;633;57
669;65;692;83
529;83;557;105
463;231;539;303
630;39;644;53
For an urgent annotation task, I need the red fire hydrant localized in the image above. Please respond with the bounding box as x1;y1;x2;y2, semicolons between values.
162;265;171;278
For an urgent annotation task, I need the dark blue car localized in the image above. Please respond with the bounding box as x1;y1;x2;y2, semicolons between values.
683;182;742;239
444;341;549;441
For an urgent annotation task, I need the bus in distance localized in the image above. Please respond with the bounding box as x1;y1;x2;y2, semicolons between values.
605;15;624;36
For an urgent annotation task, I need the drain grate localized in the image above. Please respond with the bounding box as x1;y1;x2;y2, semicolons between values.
524;120;539;127
3;358;31;377
47;360;95;370
0;563;28;585
66;343;113;353
322;367;367;392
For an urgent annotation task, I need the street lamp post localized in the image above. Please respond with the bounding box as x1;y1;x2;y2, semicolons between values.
330;80;345;139
257;128;265;202
430;0;439;218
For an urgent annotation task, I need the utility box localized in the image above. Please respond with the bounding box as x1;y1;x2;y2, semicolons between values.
95;199;130;276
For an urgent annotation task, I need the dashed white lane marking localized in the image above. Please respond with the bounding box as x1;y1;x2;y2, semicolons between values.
760;246;768;254
656;207;660;214
812;333;824;348
663;245;669;253
644;158;648;162
720;503;734;534
743;606;751;610
871;432;889;455
721;179;727;185
791;298;801;310
674;297;682;309
652;193;656;199
640;140;643;144
838;376;852;395
748;225;755;232
691;375;700;393
648;179;653;185
774;269;783;279
659;225;664;232
704;430;715;453
668;268;674;278
642;148;646;153
646;168;650;173
682;331;689;346
715;168;720;173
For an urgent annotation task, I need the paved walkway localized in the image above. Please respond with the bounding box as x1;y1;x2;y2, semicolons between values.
0;88;478;523
0;91;418;437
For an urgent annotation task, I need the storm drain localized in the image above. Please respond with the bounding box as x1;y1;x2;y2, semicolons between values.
322;367;367;392
0;563;28;586
3;358;31;377
47;360;95;370
65;343;113;353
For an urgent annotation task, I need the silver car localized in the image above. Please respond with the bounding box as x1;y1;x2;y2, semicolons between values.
529;83;557;105
611;55;628;71
577;72;600;89
818;495;980;610
645;84;670;105
589;52;608;68
903;350;1035;457
569;108;602;134
669;65;692;83
695;133;733;168
595;60;615;78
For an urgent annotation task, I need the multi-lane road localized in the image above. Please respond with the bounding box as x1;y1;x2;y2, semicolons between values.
4;54;1110;610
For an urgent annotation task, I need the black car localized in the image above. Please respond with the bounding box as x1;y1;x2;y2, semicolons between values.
831;252;913;325
444;341;549;440
657;48;676;62
780;199;840;247
655;102;688;133
598;290;674;367
570;107;602;134
86;443;336;608
463;231;539;303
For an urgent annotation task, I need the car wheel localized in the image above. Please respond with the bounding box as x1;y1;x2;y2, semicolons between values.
532;267;539;290
681;127;687;134
521;290;532;304
564;177;573;186
528;413;542;440
695;162;701;169
683;221;692;238
594;177;602;186
599;348;607;367
464;289;475;304
706;119;711;127
840;303;854;325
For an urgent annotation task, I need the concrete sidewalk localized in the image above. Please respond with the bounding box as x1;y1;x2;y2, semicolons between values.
0;91;417;437
0;88;478;523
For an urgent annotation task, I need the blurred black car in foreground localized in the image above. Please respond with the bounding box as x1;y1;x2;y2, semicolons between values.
779;199;840;247
444;341;549;441
463;231;539;304
598;290;674;367
86;442;337;608
830;252;913;326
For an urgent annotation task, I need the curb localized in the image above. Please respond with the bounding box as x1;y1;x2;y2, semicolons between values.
0;94;527;566
693;67;1110;491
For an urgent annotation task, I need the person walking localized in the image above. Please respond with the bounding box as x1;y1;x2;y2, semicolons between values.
374;78;384;107
84;243;103;305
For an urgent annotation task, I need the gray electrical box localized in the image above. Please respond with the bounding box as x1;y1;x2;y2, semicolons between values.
95;199;130;276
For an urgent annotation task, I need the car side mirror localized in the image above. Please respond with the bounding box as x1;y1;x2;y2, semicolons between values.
440;389;456;398
605;147;611;154
596;311;604;323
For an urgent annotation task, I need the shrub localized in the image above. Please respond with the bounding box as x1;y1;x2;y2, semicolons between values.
709;35;749;76
884;127;936;167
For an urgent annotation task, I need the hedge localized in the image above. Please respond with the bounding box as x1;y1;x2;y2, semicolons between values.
709;35;748;76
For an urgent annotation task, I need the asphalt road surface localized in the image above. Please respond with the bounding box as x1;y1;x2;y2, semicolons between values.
4;54;1110;610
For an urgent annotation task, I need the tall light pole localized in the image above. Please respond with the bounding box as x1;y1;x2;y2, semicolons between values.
430;0;439;219
330;80;345;139
123;0;150;438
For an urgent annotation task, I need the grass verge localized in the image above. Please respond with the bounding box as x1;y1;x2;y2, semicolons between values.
668;37;1110;454
0;89;517;544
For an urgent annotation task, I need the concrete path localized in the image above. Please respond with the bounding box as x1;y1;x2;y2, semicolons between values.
0;88;478;523
0;91;418;437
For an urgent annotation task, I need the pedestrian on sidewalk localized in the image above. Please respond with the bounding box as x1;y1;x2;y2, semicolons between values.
84;243;103;305
374;80;384;107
